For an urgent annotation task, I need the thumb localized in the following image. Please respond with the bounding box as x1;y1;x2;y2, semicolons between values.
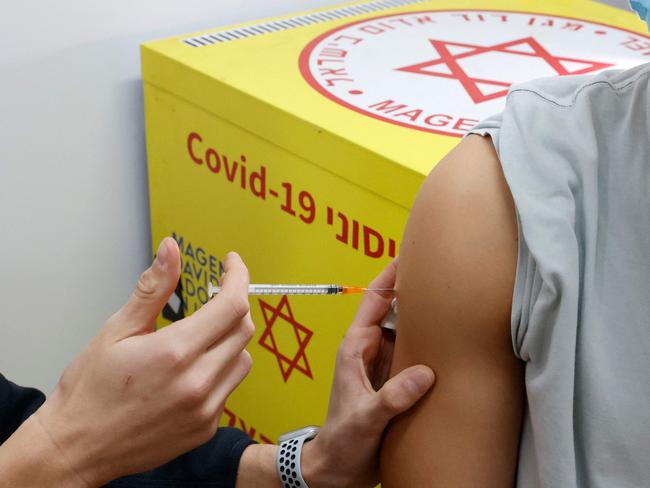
110;237;181;338
373;366;435;421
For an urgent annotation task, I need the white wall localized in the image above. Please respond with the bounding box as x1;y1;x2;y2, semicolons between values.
0;0;343;393
0;0;630;393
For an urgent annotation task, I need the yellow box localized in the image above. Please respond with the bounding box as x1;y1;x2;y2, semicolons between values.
142;0;647;443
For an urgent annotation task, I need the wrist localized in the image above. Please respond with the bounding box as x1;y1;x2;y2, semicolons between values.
236;444;282;488
301;436;341;488
0;411;90;488
33;396;104;487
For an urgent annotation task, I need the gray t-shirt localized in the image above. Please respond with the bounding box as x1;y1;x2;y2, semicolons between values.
469;63;650;487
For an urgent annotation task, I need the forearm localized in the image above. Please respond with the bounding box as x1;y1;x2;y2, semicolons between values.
0;413;89;488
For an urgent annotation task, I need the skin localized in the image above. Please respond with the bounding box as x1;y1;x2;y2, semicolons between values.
0;239;435;488
380;135;525;487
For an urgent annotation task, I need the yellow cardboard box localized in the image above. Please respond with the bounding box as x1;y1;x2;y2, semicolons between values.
142;0;647;443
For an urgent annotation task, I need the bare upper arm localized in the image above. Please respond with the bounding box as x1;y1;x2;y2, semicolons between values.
380;134;524;487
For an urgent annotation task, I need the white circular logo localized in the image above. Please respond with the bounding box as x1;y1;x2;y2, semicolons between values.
300;10;650;137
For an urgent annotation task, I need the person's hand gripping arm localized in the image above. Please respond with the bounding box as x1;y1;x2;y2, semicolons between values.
235;259;436;488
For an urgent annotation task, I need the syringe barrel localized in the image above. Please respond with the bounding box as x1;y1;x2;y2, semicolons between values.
247;284;341;295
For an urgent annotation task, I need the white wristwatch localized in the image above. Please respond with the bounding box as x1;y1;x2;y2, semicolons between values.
276;425;320;488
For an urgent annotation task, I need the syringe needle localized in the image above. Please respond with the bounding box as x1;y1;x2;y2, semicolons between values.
341;286;394;294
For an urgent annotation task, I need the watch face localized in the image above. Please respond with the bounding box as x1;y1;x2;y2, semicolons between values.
278;425;321;443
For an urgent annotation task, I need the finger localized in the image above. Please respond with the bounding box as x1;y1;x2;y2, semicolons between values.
109;237;181;339
369;256;399;292
372;365;435;422
336;326;385;397
173;252;250;352
350;258;398;330
205;350;253;425
370;329;396;391
196;312;255;376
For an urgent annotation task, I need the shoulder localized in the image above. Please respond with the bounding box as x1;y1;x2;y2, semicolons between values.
470;65;650;177
506;63;650;108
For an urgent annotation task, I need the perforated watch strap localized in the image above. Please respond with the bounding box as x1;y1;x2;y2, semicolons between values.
276;433;312;488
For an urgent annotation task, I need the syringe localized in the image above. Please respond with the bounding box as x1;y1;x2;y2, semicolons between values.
208;282;394;297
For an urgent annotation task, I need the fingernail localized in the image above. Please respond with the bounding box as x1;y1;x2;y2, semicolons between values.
156;239;169;270
407;369;434;395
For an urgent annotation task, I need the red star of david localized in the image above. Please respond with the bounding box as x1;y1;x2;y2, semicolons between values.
397;37;614;104
258;296;313;382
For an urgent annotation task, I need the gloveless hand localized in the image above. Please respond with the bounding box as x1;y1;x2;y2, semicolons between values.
34;238;255;487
